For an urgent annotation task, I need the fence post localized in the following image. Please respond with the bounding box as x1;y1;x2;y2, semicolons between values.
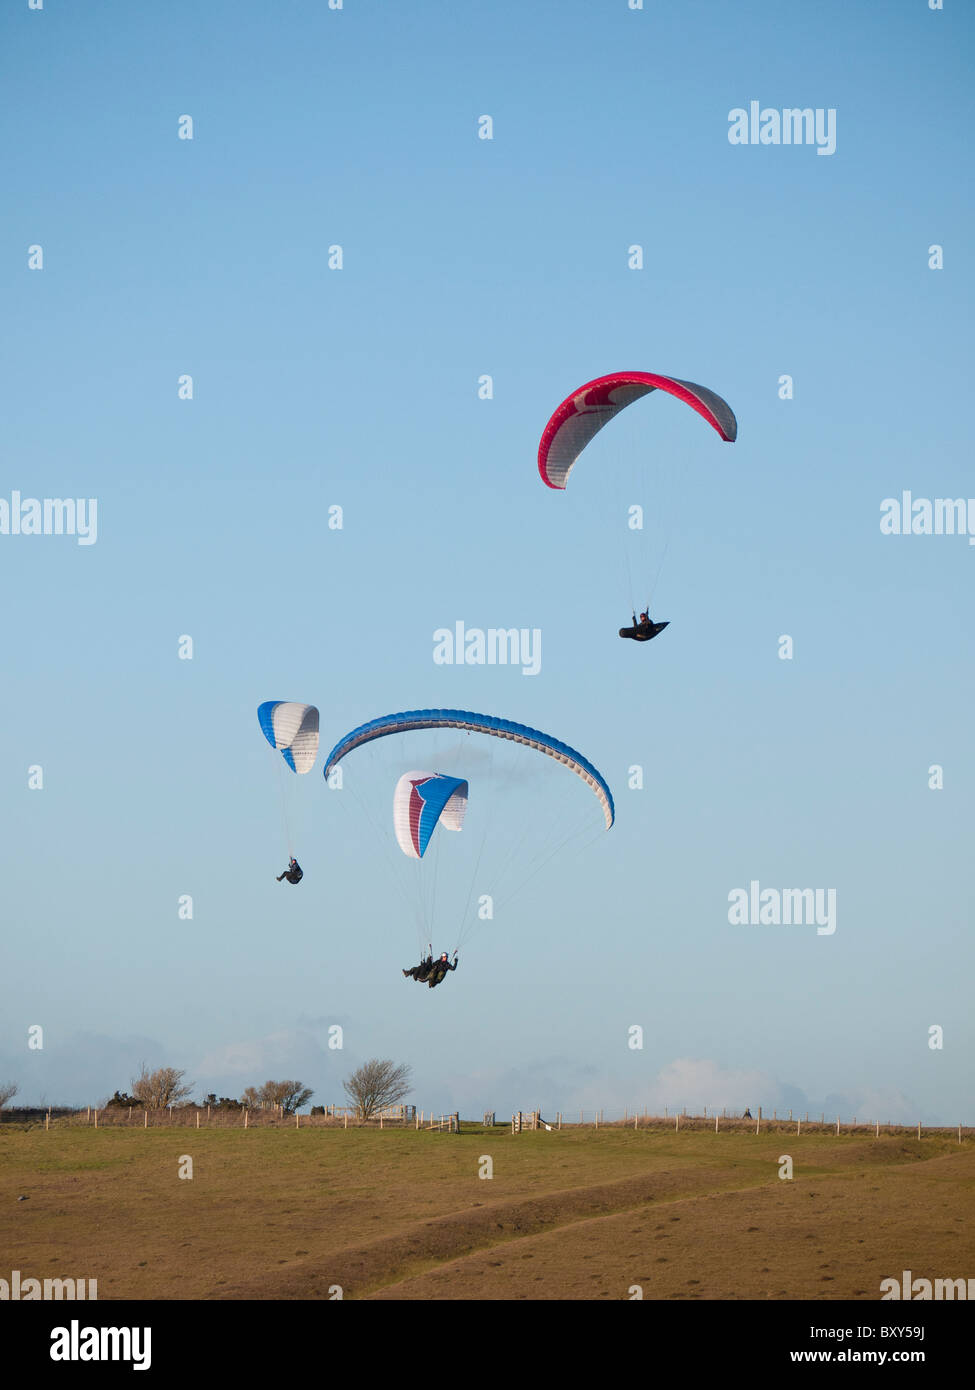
715;1114;719;1133
917;1122;921;1140
196;1112;200;1129
836;1115;840;1135
245;1109;249;1129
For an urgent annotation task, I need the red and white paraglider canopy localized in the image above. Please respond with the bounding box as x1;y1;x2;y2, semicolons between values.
537;371;737;491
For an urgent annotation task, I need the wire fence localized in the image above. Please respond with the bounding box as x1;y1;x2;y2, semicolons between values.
1;1104;457;1131
2;1105;971;1141
509;1108;972;1141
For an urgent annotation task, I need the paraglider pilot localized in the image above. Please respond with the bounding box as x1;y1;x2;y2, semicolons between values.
403;949;458;986
619;609;668;643
276;857;303;884
428;951;458;988
403;952;435;982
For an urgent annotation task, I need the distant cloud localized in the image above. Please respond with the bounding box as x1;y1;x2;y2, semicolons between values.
439;1056;601;1117
819;1087;921;1126
428;1057;936;1126
0;1030;172;1108
648;1058;777;1113
0;1024;356;1109
440;1057;778;1119
194;1028;353;1101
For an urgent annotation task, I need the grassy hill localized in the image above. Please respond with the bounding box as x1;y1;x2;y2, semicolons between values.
2;1125;972;1300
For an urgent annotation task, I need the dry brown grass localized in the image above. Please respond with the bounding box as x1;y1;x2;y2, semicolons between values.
2;1124;972;1300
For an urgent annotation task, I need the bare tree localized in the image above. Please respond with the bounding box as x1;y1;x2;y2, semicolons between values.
343;1059;412;1121
131;1065;193;1110
0;1081;18;1111
241;1086;261;1109
259;1080;314;1114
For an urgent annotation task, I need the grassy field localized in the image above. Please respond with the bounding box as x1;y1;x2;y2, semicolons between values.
2;1125;973;1300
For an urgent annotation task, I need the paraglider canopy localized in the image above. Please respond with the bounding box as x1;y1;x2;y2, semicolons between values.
537;371;737;491
393;772;469;860
324;708;614;830
258;702;319;774
323;708;615;965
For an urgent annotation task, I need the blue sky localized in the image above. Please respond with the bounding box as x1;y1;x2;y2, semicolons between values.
2;0;972;1124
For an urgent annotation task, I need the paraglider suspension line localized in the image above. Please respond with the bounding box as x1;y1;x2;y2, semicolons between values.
272;747;294;860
